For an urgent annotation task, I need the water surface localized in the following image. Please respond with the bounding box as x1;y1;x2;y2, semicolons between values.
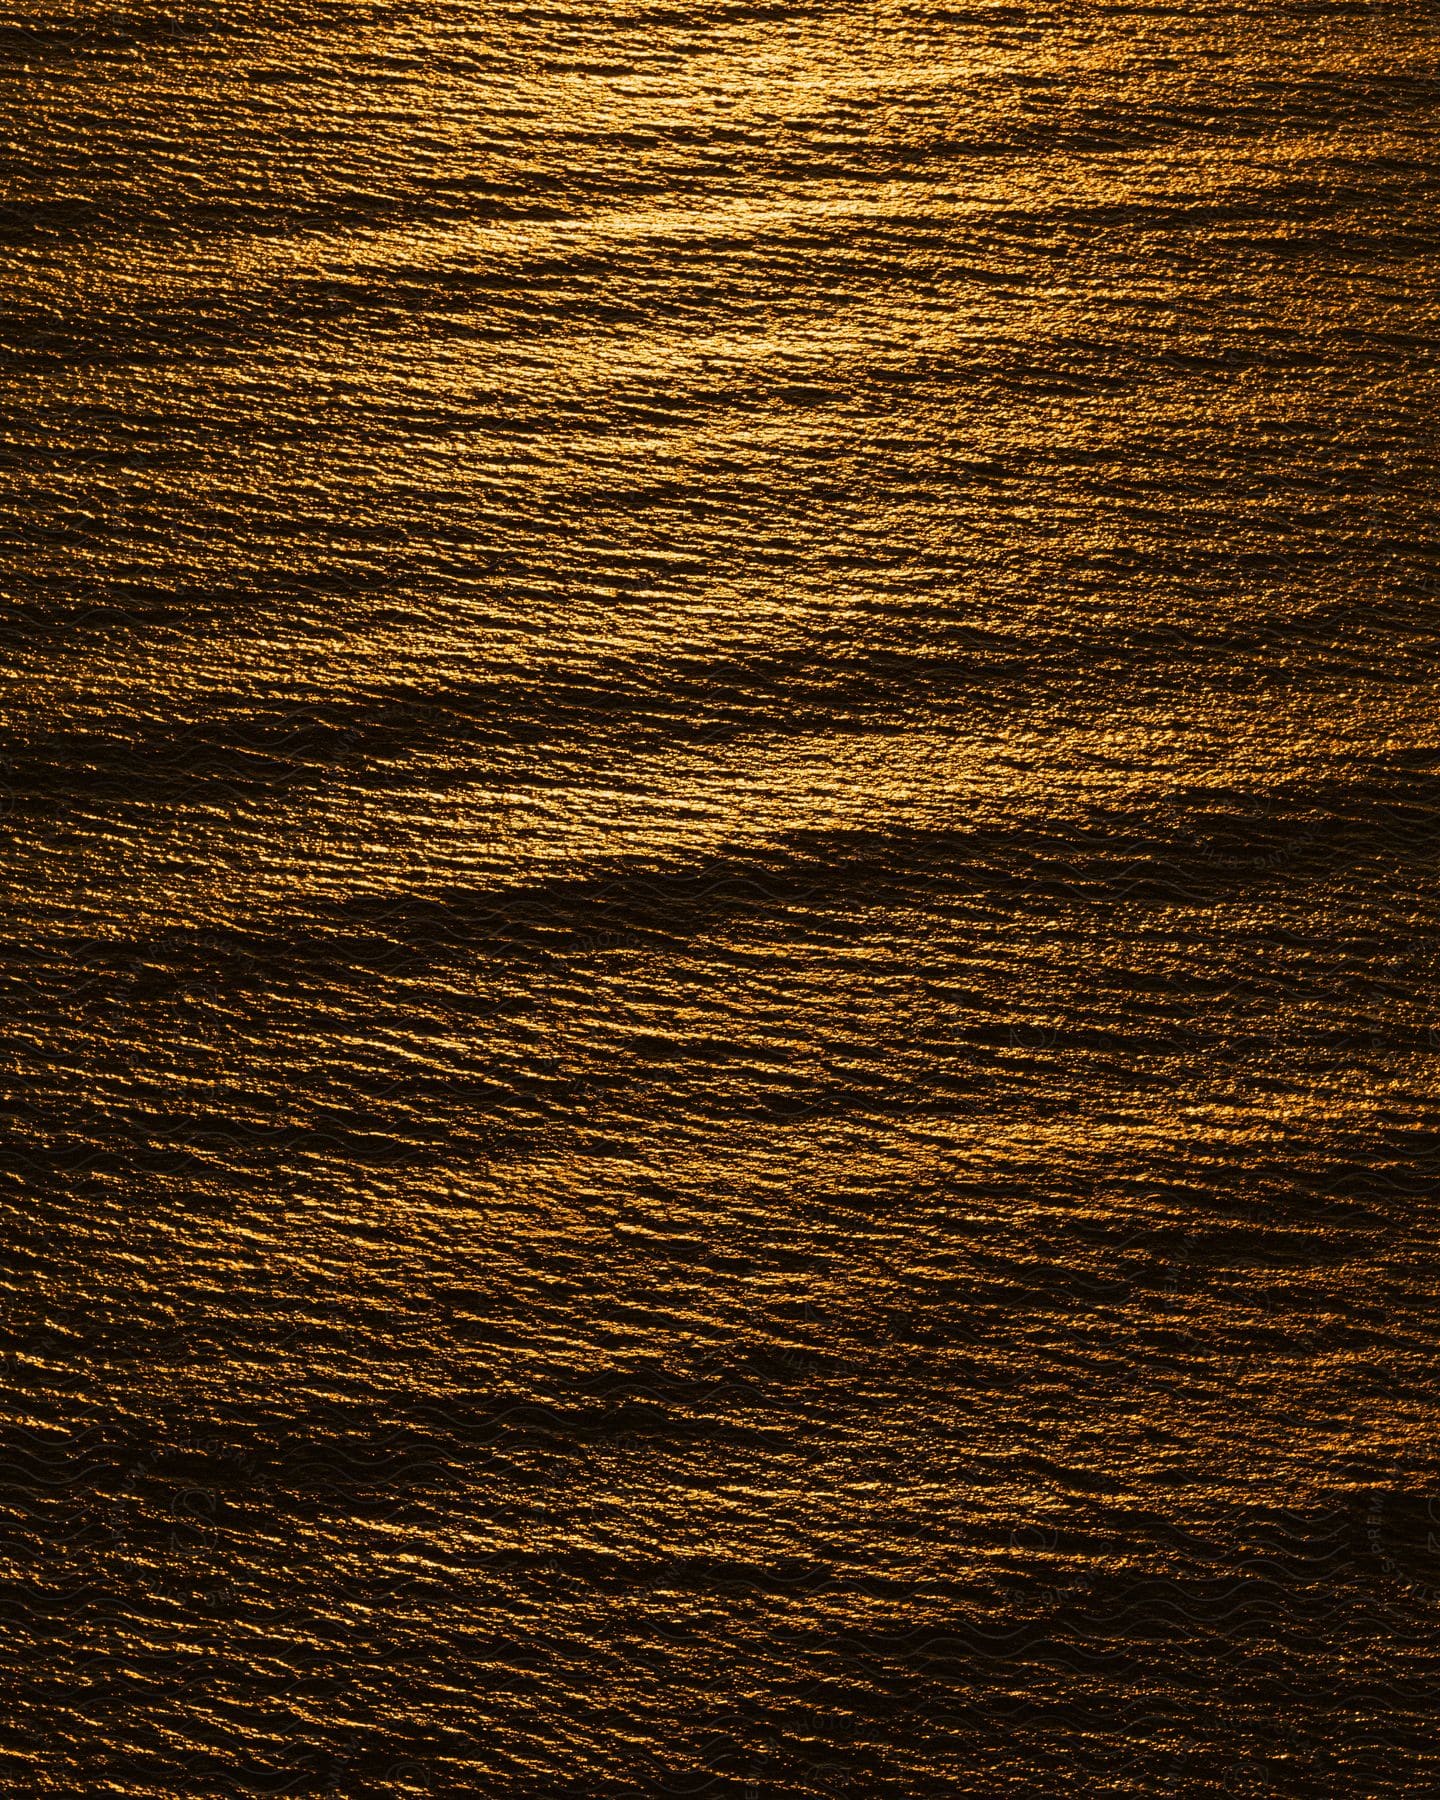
3;1;1439;1792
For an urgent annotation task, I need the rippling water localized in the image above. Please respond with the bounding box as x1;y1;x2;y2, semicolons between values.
3;1;1439;1792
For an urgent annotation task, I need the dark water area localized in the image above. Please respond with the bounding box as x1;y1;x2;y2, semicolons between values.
2;1;1439;1792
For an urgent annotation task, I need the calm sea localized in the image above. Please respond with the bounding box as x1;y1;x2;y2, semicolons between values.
2;1;1438;1791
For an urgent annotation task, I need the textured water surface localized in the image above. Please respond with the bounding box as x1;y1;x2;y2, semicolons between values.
3;1;1439;1792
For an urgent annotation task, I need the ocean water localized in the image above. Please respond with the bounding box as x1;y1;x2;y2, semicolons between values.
2;1;1438;1792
